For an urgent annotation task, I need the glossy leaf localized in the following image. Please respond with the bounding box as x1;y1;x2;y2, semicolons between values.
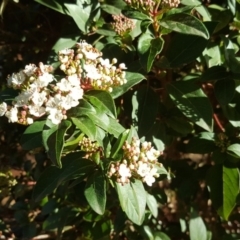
42;120;72;168
64;3;90;33
85;90;116;118
137;32;153;54
84;171;106;215
160;13;209;39
71;116;96;141
111;72;145;99
86;112;125;138
21;121;46;150
132;86;159;137
227;144;240;158
167;80;213;132
186;132;216;153
154;232;171;240
200;66;231;82
33;152;95;201
146;193;158;218
189;210;208;240
214;79;235;105
122;9;151;20
147;37;164;72
34;0;68;14
222;167;239;220
116;180;146;225
158;22;216;68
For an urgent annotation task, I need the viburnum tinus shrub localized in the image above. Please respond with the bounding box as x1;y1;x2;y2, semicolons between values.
1;0;240;239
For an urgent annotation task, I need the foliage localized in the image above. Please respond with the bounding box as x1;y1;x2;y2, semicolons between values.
1;0;240;239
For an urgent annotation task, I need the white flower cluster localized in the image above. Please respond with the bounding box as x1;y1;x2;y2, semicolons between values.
0;41;128;125
108;138;162;186
0;63;83;125
58;41;127;92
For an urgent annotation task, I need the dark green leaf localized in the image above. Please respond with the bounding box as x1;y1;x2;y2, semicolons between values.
222;166;239;220
42;120;72;168
186;133;216;153
21;121;45;150
154;232;171;240
200;66;231;82
85;90;116;118
64;3;90;33
34;0;69;14
84;171;106;215
214;79;235;105
122;9;151;20
132;86;159;137
71;116;96;141
167;80;213;132
147;37;164;72
137;33;153;55
111;72;145;99
101;4;121;14
160;13;209;39
33;152;95;201
158;22;217;68
115;180;146;225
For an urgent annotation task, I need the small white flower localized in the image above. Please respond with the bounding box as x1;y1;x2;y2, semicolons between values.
24;64;37;76
26;117;34;124
146;148;160;161
57;78;72;92
68;74;80;87
143;174;156;186
82;50;100;60
47;109;64;125
118;163;131;182
0;102;7;116
8;71;26;87
137;163;150;177
14;90;35;107
119;63;127;69
84;64;101;80
5;107;18;123
59;49;74;55
99;58;111;68
28;105;46;117
31;90;47;106
35;72;54;88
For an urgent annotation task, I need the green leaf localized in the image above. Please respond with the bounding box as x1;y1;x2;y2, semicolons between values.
115;180;146;225
146;193;158;218
222;103;240;128
84;170;106;215
160;13;209;39
122;9;151;20
101;4;121;14
214;79;235;105
227;144;240;158
167;80;213;132
223;37;240;73
85;90;116;118
64;3;90;33
207;165;240;220
200;66;231;82
222;166;239;220
189;210;208;240
111;72;145;99
147;37;164;72
71;116;96;141
132;86;159;137
154;231;171;240
34;0;69;14
42;120;72;168
86;112;125;138
186;132;216;153
33;152;95;201
158;22;216;68
137;33;153;55
52;36;79;54
110;129;129;159
20;121;45;150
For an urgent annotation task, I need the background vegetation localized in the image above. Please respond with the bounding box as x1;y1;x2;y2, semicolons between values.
1;0;240;239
